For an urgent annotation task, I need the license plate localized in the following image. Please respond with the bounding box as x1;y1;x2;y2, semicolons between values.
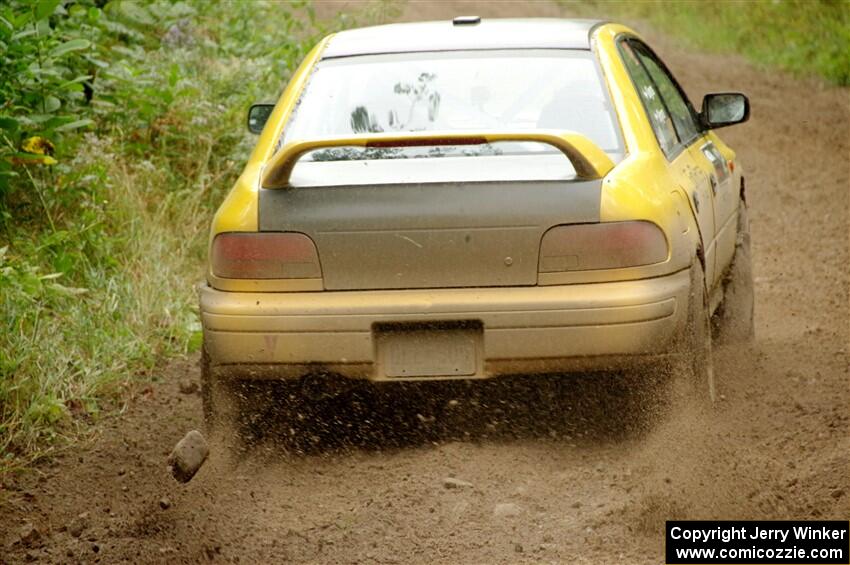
377;326;480;378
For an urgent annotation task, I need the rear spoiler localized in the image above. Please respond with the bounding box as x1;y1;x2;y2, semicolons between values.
261;130;615;188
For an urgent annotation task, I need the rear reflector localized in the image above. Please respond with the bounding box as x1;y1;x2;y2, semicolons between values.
539;221;667;272
211;232;322;279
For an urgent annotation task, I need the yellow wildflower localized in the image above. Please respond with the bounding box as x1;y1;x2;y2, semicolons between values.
20;136;57;165
22;136;55;155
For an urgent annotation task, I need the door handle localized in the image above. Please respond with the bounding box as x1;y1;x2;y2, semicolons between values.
709;174;718;194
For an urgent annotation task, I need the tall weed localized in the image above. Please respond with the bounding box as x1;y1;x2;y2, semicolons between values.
0;0;379;473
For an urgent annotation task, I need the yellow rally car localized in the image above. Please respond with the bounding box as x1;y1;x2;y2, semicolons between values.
199;18;753;431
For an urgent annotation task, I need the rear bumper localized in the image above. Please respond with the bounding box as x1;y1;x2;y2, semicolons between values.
199;268;691;380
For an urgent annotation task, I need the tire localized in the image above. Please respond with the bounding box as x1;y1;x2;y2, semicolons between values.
714;198;755;344
200;341;243;442
672;260;715;405
201;339;300;447
200;345;214;430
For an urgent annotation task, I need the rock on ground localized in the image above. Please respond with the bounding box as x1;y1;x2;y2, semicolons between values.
167;430;209;483
19;523;41;547
67;512;89;538
442;477;474;489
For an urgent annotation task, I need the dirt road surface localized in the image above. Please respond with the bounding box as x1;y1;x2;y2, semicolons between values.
2;1;847;563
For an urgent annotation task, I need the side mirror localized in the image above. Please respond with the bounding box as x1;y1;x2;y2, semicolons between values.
700;93;750;129
247;103;275;134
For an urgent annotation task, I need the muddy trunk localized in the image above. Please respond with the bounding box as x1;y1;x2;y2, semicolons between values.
259;157;601;290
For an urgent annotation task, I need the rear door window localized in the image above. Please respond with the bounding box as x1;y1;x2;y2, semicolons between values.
629;40;701;147
618;40;679;156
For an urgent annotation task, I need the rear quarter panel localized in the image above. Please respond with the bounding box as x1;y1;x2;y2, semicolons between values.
593;24;701;274
209;36;334;240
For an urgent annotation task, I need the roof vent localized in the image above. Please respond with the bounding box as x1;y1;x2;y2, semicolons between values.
452;16;481;26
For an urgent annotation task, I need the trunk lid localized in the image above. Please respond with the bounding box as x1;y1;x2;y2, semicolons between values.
258;155;602;290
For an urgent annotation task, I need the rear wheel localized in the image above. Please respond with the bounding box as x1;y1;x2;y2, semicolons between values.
714;198;755;344
201;340;303;447
200;343;240;439
672;260;715;405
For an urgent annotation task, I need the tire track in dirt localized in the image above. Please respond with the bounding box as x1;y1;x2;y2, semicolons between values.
1;2;847;563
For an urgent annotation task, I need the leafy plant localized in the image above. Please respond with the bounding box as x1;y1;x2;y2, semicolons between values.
0;1;97;196
0;0;383;473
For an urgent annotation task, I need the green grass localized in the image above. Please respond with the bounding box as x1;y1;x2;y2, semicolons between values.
0;0;395;474
564;0;850;85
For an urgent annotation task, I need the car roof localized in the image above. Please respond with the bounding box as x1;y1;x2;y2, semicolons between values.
322;18;605;59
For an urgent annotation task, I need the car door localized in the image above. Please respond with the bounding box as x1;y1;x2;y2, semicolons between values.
691;137;736;282
618;38;717;286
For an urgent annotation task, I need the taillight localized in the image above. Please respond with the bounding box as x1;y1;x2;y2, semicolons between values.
211;233;321;279
538;221;667;272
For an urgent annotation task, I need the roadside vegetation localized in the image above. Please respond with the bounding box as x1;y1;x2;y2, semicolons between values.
566;0;850;86
0;0;386;474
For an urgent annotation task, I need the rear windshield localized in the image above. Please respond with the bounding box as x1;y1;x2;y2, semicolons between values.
281;49;624;162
